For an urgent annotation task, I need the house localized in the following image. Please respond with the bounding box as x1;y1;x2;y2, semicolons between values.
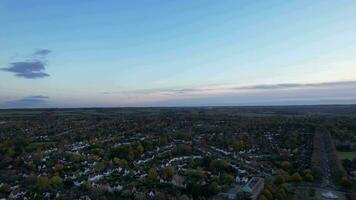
213;193;235;200
321;192;338;199
215;184;241;200
242;177;264;200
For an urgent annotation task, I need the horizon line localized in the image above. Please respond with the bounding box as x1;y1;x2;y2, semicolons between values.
1;103;356;111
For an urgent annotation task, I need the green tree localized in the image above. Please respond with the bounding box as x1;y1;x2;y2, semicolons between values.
262;189;273;200
91;148;105;157
37;176;50;190
304;173;314;182
136;143;144;155
290;172;302;182
127;149;135;161
50;175;63;188
163;167;175;180
210;159;228;172
274;175;285;185
340;176;352;188
178;195;190;200
187;168;205;181
172;144;192;156
207;181;220;194
147;167;158;181
159;135;169;146
277;187;287;199
275;193;285;200
94;161;106;172
265;184;275;193
223;174;235;185
113;158;128;167
258;195;268;200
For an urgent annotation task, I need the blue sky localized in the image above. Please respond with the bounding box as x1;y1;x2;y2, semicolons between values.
1;0;356;108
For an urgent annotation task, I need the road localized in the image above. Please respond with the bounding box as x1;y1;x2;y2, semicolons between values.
320;132;332;187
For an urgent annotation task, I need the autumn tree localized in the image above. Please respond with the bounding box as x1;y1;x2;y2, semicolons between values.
148;167;158;181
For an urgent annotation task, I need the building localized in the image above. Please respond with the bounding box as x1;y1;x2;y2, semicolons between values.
242;177;264;200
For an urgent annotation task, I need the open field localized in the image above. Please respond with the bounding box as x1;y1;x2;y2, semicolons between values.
337;151;356;160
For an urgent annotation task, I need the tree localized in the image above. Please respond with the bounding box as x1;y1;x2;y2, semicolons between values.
290;172;302;182
304;173;314;182
155;192;166;200
274;175;285;185
147;168;158;181
91;148;105;157
187;168;205;181
303;169;312;175
281;161;291;170
262;189;273;200
223;174;235;185
275;193;285;200
54;163;64;172
340;176;352;188
189;183;204;198
178;195;190;200
83;181;91;189
258;195;268;200
311;166;322;181
50;175;63;188
136;143;144;155
159;135;169;146
127;149;135;161
207;181;220;194
265;184;275;193
163;167;175;180
172;144;192;156
278;170;290;180
210;159;228;172
0;183;10;195
94;161;106;172
37;176;50;190
68;153;82;163
113;158;128;167
113;157;120;166
277;187;287;200
63;179;74;189
308;188;315;197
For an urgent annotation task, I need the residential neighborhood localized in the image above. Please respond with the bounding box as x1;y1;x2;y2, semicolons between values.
0;106;355;199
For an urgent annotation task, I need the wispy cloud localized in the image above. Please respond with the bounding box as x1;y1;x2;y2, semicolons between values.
1;96;49;108
34;49;51;56
103;80;356;106
121;81;356;96
235;81;356;90
1;49;52;79
140;81;356;107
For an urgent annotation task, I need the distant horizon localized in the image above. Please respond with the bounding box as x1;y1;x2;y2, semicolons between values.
1;1;356;108
1;102;356;110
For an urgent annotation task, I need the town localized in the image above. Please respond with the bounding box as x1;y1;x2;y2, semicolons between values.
0;106;355;200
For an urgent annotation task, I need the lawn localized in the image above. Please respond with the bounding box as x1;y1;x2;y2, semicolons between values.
337;151;356;160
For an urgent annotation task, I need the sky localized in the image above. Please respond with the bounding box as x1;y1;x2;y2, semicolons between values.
1;0;356;108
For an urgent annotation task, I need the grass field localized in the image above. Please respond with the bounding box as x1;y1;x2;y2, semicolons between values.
337;151;356;160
